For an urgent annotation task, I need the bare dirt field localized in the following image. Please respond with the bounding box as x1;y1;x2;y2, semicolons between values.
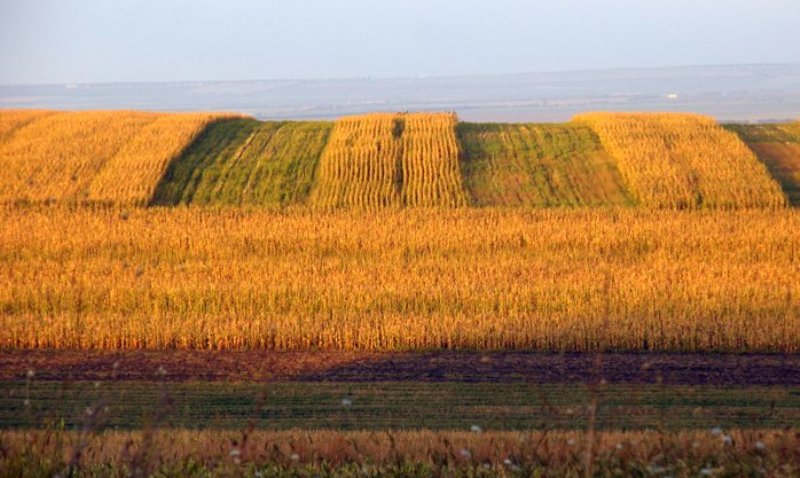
2;350;798;385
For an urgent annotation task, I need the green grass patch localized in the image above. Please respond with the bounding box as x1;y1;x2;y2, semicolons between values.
152;118;332;207
724;123;800;144
2;381;797;431
725;123;800;206
457;123;635;207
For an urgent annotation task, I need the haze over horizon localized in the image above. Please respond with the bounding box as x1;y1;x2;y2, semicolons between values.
1;0;799;86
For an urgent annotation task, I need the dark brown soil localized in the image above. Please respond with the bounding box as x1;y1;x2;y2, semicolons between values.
2;350;798;385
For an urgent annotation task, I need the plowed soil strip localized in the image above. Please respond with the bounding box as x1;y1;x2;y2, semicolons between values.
2;351;798;385
2;381;799;430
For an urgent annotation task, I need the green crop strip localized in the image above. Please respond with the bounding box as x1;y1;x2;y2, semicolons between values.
152;118;332;207
457;123;635;207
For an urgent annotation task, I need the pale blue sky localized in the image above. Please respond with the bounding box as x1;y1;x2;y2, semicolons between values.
1;0;798;85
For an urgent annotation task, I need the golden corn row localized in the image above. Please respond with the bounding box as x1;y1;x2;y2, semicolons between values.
0;109;57;142
311;112;467;208
0;110;235;206
401;112;468;207
1;207;798;352
0;111;158;203
574;113;787;209
310;113;401;208
88;114;228;205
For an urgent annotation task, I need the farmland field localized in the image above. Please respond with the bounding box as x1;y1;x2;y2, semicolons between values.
726;122;800;205
310;113;467;208
0;110;233;206
457;122;634;207
1;108;799;476
575;113;787;209
2;207;798;352
152;118;332;206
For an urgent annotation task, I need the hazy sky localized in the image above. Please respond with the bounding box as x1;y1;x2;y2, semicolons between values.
1;0;798;85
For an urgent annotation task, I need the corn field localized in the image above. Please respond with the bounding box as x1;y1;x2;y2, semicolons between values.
0;110;234;206
400;112;467;207
310;113;403;207
310;112;466;208
457;122;634;207
1;206;798;352
88;114;227;205
0;109;56;142
574;113;787;209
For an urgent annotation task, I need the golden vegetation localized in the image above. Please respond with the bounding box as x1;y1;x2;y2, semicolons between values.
574;113;787;209
1;207;797;352
310;112;466;208
0;110;156;203
4;429;798;476
401;113;468;207
0;110;232;206
311;113;402;207
0;109;56;142
88;113;225;205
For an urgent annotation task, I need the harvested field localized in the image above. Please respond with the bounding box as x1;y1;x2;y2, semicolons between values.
2;380;798;430
2;351;799;386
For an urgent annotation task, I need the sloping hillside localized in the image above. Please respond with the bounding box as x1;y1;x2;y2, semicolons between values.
310;113;467;208
458;122;634;207
1;108;794;210
575;113;787;209
152;118;332;206
725;123;800;206
0;110;229;206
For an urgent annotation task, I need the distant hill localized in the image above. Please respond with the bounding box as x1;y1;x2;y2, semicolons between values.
1;64;799;122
